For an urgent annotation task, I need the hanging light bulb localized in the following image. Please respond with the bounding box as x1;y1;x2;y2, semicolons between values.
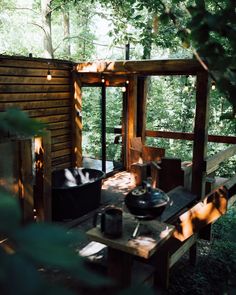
211;81;216;90
126;80;129;84
47;69;52;81
101;75;105;83
122;86;126;92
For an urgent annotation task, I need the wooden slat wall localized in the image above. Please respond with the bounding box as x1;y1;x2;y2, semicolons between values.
0;56;74;171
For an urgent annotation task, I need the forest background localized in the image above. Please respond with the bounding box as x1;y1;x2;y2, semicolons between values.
0;1;235;294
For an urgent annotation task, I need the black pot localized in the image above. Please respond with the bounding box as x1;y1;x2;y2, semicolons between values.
125;180;170;220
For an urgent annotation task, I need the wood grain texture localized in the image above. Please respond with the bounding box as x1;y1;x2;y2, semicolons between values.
87;212;174;259
0;56;73;171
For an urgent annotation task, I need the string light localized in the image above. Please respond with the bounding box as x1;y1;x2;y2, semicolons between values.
47;69;52;81
122;86;126;92
211;81;216;90
101;75;105;83
46;62;52;80
33;208;37;221
126;80;129;84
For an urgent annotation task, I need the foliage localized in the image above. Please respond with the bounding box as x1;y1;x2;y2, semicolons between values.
0;108;45;137
82;87;123;163
94;0;235;113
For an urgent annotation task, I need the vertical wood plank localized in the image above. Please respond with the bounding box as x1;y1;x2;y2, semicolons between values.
101;83;106;173
107;248;133;287
137;77;148;141
191;71;210;200
122;90;128;168
34;137;44;221
19;139;34;223
189;242;197;266
154;250;170;289
42;130;52;221
72;72;82;167
127;76;137;169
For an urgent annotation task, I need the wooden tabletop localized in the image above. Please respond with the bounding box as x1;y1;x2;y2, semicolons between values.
86;212;174;259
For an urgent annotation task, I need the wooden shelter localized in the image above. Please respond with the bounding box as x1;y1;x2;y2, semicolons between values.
0;55;235;222
0;55;236;288
74;59;236;198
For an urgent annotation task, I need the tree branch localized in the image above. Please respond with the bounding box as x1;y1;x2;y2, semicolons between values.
8;7;38;14
28;22;47;36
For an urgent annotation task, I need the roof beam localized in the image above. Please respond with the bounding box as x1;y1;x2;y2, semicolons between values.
76;59;205;75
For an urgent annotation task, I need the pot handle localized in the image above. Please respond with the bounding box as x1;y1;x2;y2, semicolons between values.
142;179;152;192
93;212;105;232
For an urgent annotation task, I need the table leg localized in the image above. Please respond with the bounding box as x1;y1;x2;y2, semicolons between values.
107;247;133;287
154;250;170;289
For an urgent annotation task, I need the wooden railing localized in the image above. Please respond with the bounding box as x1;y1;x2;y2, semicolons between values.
145;130;236;144
206;145;236;175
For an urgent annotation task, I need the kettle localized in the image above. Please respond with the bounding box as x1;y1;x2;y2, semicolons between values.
125;179;170;220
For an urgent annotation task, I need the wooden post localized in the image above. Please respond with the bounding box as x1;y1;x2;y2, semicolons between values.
72;72;82;167
125;43;130;60
154;250;170;289
191;71;210;200
107;248;133;287
126;76;137;169
19;139;34;223
34;131;52;222
101;83;106;173
137;77;148;141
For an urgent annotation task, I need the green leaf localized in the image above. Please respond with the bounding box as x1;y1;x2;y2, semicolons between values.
12;223;112;287
12;223;85;268
133;15;142;21
0;249;43;295
0;189;21;234
159;13;170;25
195;0;205;8
0;108;45;137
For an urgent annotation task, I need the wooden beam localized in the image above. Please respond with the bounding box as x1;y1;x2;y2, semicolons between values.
169;234;197;268
137;77;148;140
101;83;106;172
77;73;130;86
127;76;138;169
145;130;236;144
71;72;82;167
76;59;204;75
206;145;236;174
191;71;210;199
173;185;228;241
0;54;72;69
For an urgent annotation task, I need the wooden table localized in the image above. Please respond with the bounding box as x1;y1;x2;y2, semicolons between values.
86;212;175;287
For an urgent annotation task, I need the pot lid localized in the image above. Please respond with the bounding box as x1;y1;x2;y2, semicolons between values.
125;180;169;209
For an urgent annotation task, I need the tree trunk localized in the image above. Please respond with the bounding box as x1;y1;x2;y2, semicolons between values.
63;9;71;57
142;18;153;60
41;0;54;58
